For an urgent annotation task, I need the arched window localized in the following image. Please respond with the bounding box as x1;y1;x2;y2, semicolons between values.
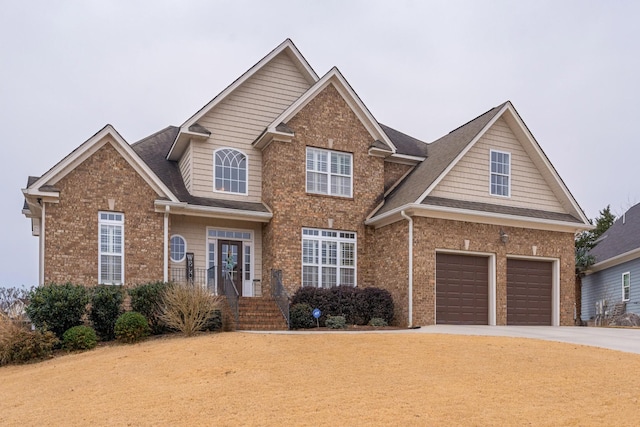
170;235;186;262
214;148;247;194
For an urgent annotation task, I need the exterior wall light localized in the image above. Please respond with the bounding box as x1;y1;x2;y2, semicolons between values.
500;228;509;244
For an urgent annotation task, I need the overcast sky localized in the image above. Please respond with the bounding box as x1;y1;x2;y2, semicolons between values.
2;0;639;287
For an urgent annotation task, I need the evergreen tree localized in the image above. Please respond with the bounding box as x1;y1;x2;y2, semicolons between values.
575;205;616;275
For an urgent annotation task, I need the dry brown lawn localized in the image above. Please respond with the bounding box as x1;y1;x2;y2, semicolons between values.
1;331;639;426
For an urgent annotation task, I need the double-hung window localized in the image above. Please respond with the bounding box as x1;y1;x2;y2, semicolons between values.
622;272;630;301
99;212;124;285
214;148;247;194
306;147;352;197
302;228;356;288
490;149;511;197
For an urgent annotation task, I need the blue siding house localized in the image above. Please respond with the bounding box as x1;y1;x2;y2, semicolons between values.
581;203;640;322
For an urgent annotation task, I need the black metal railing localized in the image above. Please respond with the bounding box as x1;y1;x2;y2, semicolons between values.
271;269;290;329
221;272;239;324
170;266;216;291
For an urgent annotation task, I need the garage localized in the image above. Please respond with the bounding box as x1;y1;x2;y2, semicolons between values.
436;253;489;325
507;259;552;325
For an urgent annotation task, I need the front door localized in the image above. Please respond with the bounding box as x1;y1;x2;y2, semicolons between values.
219;240;243;296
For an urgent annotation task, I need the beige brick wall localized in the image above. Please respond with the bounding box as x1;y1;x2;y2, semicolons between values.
44;142;164;285
262;84;384;295
383;162;413;193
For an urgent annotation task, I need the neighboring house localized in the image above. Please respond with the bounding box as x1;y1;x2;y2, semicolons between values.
581;203;640;322
22;39;592;328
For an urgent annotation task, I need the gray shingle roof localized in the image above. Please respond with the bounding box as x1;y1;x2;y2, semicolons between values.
379;124;428;157
131;127;270;213
590;202;640;263
375;103;506;216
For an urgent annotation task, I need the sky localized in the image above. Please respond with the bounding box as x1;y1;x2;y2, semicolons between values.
2;0;639;287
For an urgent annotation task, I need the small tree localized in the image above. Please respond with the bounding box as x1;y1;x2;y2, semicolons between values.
575;205;616;276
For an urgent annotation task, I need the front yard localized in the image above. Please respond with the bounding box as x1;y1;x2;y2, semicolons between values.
1;332;638;425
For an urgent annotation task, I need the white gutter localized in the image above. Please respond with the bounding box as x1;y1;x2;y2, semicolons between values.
163;205;169;282
400;210;413;327
154;200;273;222
40;202;45;285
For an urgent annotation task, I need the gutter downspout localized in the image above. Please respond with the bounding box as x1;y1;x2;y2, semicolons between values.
400;210;413;327
40;202;45;285
163;205;169;282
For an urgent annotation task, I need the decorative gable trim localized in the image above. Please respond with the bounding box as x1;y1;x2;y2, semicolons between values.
23;125;179;205
414;102;590;226
167;39;318;160
254;67;396;154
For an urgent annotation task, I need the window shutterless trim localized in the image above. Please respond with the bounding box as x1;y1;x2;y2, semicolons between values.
301;227;357;288
306;147;353;198
213;147;249;195
622;271;630;301
489;149;511;197
98;211;124;285
169;234;187;263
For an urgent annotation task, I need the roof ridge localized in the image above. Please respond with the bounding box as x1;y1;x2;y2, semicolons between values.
132;125;179;146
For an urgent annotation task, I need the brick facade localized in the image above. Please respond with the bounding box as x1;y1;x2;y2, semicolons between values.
44;141;164;285
383;162;413;193
374;216;576;327
262;84;384;295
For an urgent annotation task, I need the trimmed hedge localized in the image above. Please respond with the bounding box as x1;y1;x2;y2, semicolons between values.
114;312;150;343
128;282;172;335
289;303;315;329
290;286;394;327
63;325;98;351
25;283;90;339
89;285;124;341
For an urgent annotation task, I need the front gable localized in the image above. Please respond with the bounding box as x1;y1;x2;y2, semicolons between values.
429;116;566;213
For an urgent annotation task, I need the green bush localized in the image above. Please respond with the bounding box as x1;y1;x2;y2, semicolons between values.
114;312;150;343
62;325;98;351
128;282;172;334
1;317;58;365
25;283;90;339
289;303;315;329
204;309;223;332
89;285;124;341
291;286;394;326
325;315;346;329
368;317;388;327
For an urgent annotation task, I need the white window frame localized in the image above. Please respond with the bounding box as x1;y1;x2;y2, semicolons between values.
213;147;248;195
622;272;630;301
170;234;187;263
489;149;511;197
98;212;124;285
306;147;353;198
301;227;357;288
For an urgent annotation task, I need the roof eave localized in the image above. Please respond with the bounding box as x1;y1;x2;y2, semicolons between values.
586;247;640;274
155;200;273;223
167;130;210;161
366;203;591;233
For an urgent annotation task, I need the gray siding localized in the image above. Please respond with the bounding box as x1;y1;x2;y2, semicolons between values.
581;258;640;321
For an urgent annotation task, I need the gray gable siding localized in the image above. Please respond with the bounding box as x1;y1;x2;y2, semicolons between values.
581;258;640;322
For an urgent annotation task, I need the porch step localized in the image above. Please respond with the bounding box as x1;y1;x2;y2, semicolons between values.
236;297;288;331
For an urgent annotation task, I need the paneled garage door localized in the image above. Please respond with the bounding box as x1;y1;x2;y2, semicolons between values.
436;253;489;325
507;259;552;325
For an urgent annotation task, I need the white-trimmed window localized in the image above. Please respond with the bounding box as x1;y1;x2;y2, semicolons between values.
622;272;630;301
306;147;352;197
99;212;124;285
214;148;247;194
302;228;356;288
490;149;511;197
170;235;186;262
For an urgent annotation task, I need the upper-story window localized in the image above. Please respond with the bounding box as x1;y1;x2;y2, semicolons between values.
214;148;247;195
306;147;352;197
490;149;511;197
98;212;124;285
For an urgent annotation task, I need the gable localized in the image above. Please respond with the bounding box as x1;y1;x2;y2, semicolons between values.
429;117;566;213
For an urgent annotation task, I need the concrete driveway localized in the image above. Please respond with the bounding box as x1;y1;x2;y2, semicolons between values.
414;325;640;354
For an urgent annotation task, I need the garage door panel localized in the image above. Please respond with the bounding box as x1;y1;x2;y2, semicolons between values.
436;253;488;325
507;259;552;326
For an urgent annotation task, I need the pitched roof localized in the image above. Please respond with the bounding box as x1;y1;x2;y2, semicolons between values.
589;202;640;264
131;127;270;213
375;103;505;216
379;124;428;157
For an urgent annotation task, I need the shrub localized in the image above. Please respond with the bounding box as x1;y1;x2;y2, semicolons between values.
0;314;58;365
204;309;223;332
89;285;124;341
368;317;388;327
159;284;223;336
291;286;395;326
128;282;173;334
325;315;346;329
289;303;315;329
25;283;90;339
114;312;150;343
62;325;98;351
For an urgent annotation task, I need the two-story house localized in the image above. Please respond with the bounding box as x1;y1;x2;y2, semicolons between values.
22;39;592;328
